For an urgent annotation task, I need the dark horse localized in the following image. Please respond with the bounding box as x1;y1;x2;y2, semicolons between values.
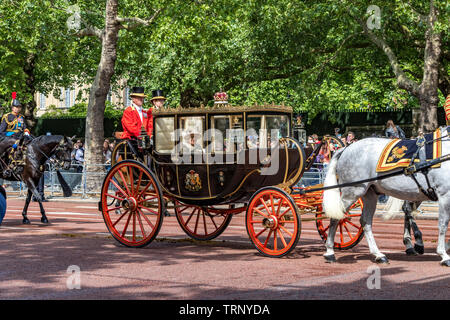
0;135;73;224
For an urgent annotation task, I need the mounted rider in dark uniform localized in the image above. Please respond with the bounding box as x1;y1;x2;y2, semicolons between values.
0;93;33;176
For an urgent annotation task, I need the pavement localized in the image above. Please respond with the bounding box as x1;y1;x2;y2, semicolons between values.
1;196;449;301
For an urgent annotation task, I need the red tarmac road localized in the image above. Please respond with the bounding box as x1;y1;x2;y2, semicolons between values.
0;197;449;300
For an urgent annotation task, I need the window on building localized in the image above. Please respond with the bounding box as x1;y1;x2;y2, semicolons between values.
39;93;46;109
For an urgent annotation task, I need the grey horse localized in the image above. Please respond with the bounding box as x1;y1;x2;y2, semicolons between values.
322;127;450;266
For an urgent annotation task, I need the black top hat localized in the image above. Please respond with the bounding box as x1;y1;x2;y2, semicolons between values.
151;89;166;101
130;87;147;98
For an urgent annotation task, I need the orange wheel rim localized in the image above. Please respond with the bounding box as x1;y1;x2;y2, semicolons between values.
247;189;299;256
101;162;162;247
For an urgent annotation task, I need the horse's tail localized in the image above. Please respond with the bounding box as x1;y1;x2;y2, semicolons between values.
323;148;346;220
382;197;404;220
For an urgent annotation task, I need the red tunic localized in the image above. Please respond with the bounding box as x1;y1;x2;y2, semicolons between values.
120;105;153;139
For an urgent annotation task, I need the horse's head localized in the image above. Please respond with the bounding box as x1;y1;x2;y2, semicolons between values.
52;135;74;170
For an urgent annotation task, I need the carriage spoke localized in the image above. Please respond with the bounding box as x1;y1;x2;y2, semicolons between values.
121;211;133;238
273;230;277;251
118;170;131;196
139;205;159;215
194;209;201;234
185;208;197;225
209;214;218;230
132;211;136;242
134;170;143;197
277;229;287;248
278;207;292;219
255;228;267;238
276;199;284;216
110;180;129;199
203;212;207;235
105;193;125;202
137;208;155;229
128;166;134;195
112;210;128;227
270;194;275;215
253;207;269;219
107;205;123;213
345;219;361;230
260;197;272;215
136;208;146;238
264;230;273;248
279;224;293;237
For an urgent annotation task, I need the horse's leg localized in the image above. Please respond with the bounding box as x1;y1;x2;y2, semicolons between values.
409;201;424;254
22;189;32;224
323;218;339;263
361;188;389;264
402;201;416;255
38;198;49;223
437;197;450;266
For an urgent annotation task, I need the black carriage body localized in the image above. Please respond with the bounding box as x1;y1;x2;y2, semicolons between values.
151;105;306;206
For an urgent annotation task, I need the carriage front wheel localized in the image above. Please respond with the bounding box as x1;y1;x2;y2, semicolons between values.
246;187;301;257
100;160;164;248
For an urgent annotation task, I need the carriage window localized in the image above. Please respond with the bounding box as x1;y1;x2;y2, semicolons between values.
179;116;205;152
155;117;175;153
210;115;242;152
266;115;289;138
247;115;263;148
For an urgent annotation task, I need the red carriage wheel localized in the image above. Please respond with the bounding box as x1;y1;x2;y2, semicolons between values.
174;201;234;241
246;187;301;257
100;160;164;247
316;198;364;250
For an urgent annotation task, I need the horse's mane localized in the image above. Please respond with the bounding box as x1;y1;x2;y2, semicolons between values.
31;135;64;147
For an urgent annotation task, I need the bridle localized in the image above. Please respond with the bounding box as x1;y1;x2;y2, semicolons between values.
34;138;73;170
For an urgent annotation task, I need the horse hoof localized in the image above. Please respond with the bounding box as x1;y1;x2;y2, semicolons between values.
375;256;389;264
22;219;30;224
324;254;336;263
440;260;450;267
414;244;425;255
41;217;49;223
164;210;170;217
406;248;418;256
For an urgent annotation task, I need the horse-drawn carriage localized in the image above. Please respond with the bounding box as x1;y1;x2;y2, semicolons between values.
99;104;363;257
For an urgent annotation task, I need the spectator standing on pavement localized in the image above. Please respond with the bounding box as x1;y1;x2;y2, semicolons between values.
75;140;85;173
103;139;112;171
385;120;406;139
346;131;357;145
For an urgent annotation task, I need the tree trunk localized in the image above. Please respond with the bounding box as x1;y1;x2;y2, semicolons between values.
416;1;441;133
23;53;37;130
84;0;120;191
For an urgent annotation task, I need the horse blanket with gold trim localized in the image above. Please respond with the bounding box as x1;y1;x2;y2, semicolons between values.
376;130;442;172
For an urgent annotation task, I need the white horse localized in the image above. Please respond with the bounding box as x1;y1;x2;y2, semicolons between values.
322;127;450;266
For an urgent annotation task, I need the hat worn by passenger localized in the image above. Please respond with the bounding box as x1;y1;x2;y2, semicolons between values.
130;87;147;98
151;89;166;101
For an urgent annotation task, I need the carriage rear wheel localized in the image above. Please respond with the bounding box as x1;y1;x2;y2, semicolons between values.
100;160;164;248
315;198;364;250
174;201;234;241
246;187;301;257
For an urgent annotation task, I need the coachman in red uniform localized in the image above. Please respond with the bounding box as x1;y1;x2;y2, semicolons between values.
121;87;153;139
